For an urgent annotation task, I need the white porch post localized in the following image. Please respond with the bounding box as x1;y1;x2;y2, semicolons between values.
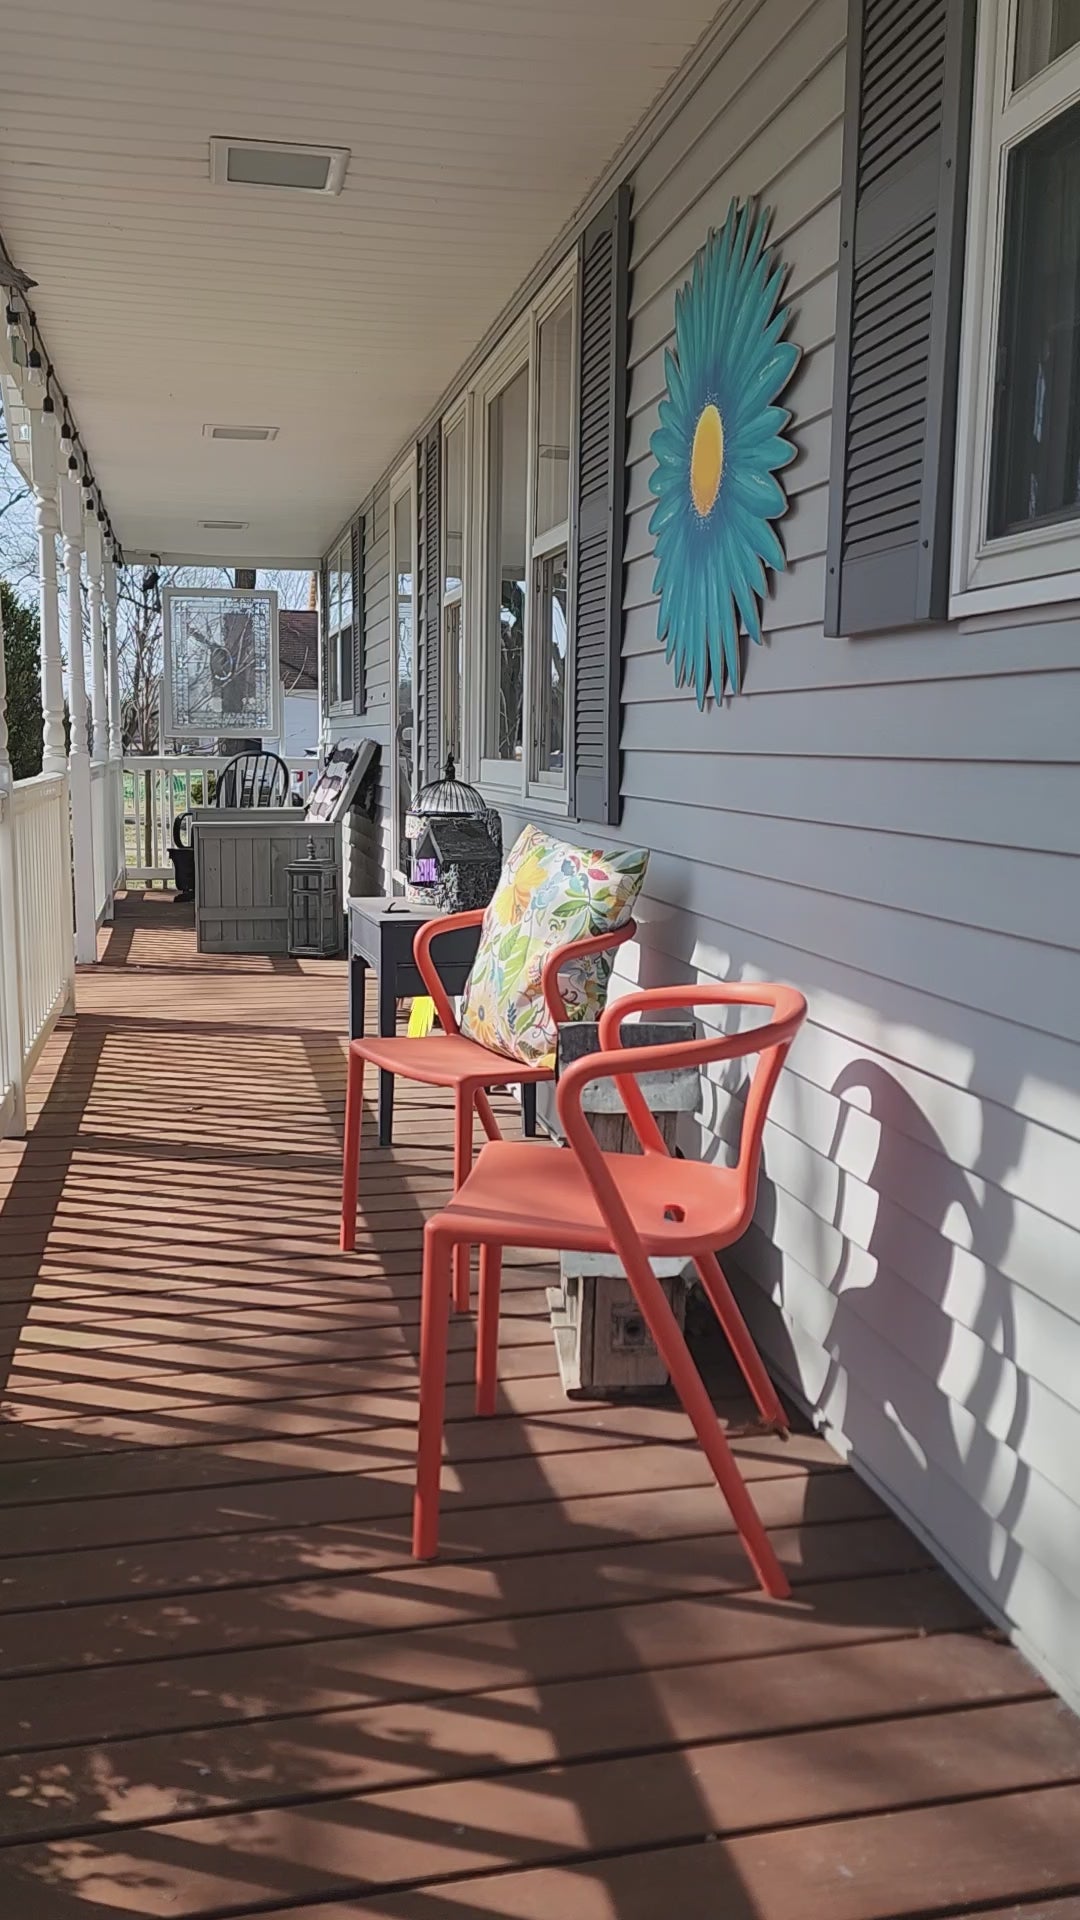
0;596;27;1136
104;553;125;895
59;469;97;965
87;517;108;766
28;410;66;779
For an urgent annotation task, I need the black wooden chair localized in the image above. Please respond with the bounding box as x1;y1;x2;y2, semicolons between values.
169;751;293;899
215;750;291;809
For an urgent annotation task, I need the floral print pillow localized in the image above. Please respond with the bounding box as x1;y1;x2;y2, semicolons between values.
458;826;648;1068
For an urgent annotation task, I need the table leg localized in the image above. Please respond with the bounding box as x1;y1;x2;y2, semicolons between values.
349;955;367;1041
378;967;397;1148
522;1082;537;1139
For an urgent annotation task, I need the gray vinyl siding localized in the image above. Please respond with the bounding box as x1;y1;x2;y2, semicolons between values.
342;0;1080;1712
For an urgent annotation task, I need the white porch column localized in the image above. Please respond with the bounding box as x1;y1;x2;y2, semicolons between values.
104;554;123;762
59;469;97;965
86;517;108;766
28;411;66;779
0;595;27;1136
104;553;124;897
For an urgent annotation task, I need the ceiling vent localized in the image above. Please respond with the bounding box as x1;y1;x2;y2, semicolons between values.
210;137;349;195
198;519;249;531
202;424;279;442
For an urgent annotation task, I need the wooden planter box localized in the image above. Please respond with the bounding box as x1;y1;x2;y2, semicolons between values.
545;1019;699;1394
193;809;341;955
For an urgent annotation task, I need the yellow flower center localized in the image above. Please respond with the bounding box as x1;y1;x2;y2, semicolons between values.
690;403;724;518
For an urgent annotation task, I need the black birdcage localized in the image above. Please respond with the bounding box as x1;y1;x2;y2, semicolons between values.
405;755;501;911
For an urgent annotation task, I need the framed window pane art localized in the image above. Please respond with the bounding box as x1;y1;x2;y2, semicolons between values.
161;588;280;741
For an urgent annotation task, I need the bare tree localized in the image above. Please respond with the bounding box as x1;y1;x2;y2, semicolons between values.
0;419;36;596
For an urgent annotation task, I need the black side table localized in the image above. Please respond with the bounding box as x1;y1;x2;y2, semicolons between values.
347;896;539;1147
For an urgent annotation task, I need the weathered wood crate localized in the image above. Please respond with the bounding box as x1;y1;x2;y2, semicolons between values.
193;809;341;954
545;1019;699;1394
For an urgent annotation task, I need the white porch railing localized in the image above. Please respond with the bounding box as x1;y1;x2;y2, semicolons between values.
0;772;77;1137
122;756;319;883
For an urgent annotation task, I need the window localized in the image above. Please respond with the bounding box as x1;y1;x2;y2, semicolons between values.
390;470;416;880
324;530;353;708
485;362;529;768
442;411;466;765
956;0;1080;605
475;263;575;802
530;293;572;784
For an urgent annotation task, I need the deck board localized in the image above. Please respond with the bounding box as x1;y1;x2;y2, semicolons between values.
0;892;1075;1919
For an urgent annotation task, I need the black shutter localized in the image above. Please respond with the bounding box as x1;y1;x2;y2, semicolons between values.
351;512;366;715
570;184;630;826
418;427;441;782
824;0;976;637
318;563;330;719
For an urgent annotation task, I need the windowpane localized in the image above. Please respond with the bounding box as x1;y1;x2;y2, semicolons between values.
442;599;462;765
340;538;353;630
340;629;353;707
989;97;1080;536
532;549;567;778
535;296;573;538
444;419;464;594
486;365;528;762
1014;0;1080;84
393;490;415;853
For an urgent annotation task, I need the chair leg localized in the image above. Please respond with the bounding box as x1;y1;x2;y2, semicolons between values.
475;1089;502;1143
339;1049;366;1253
413;1228;453;1560
476;1243;502;1416
694;1251;789;1435
452;1093;474;1314
619;1241;791;1600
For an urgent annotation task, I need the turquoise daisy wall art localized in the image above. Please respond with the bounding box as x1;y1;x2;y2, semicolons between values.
648;199;800;705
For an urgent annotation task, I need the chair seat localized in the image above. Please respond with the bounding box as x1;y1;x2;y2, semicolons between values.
435;1140;743;1257
351;1032;550;1088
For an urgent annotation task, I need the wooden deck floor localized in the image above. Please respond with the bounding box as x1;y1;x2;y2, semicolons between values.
1;892;1078;1919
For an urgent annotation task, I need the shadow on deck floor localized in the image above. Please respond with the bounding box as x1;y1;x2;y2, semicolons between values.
0;892;1076;1919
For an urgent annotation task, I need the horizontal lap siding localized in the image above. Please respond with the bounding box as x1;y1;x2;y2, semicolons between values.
574;0;1080;1709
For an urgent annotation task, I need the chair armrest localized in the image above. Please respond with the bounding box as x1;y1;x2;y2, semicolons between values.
540;917;637;1029
412;909;487;1036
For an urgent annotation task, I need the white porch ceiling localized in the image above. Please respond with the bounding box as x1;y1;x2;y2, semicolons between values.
0;0;719;563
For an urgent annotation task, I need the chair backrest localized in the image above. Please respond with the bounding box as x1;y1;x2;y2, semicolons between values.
215;751;290;810
556;982;807;1242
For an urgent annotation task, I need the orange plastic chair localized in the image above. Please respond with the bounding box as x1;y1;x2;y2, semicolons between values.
339;909;637;1313
411;980;807;1598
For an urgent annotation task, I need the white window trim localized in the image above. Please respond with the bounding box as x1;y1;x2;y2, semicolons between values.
469;252;578;816
952;0;1080;617
389;455;417;887
441;395;471;769
325;528;353;715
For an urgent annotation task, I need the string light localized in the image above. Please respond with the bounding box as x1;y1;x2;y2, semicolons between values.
25;345;44;386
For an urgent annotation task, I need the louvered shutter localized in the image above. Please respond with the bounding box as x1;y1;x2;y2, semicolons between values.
824;0;976;636
318;563;330;722
570;185;630;826
418;427;441;782
351;513;366;715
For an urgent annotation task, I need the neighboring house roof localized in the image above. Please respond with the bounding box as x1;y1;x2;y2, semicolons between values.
279;610;318;693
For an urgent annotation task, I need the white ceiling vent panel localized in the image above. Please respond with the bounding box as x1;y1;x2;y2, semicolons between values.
202;424;279;442
210;137;349;195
